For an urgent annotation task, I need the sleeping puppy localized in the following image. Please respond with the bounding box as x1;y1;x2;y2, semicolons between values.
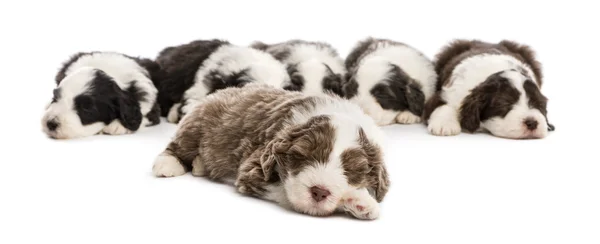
152;83;390;220
342;37;437;126
41;52;161;139
250;39;346;97
154;39;290;123
423;39;554;139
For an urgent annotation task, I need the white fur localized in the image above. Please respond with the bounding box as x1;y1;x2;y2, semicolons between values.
430;54;548;139
102;120;131;135
42;52;157;139
178;45;290;119
349;44;437;125
152;153;186;177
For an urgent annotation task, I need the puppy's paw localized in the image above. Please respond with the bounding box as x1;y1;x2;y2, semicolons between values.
167;103;181;124
427;120;461;136
152;153;186;177
341;196;380;220
396;111;422;124
102;120;132;135
340;188;380;220
427;105;461;136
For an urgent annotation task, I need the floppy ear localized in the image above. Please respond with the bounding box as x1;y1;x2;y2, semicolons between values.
321;64;344;97
116;92;142;131
358;128;389;202
459;91;486;133
405;83;426;116
259;138;291;181
341;73;359;99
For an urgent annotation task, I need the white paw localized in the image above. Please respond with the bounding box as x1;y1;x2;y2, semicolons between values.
428;120;461;136
152;153;186;177
340;189;380;220
167;103;181;124
396;111;422;124
102;120;132;135
427;105;461;136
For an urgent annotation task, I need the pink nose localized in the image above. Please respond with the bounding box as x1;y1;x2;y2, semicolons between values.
310;186;331;202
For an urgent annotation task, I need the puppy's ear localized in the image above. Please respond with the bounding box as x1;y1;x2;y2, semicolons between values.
405;83;426;116
460;92;485;133
260;138;291;181
321;64;344;97
358;128;389;202
116;86;143;131
341;73;358;99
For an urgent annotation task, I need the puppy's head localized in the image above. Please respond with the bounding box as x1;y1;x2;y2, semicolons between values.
42;67;142;139
260;115;389;216
284;61;345;97
460;69;552;139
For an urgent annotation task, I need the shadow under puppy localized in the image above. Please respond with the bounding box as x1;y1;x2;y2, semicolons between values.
343;37;437;126
250;39;346;97
152;83;389;220
423;39;554;139
42;52;161;139
154;39;290;124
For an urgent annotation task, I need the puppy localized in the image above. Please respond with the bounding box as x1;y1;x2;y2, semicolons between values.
154;39;290;123
42;52;161;139
251;39;346;97
152;83;389;220
423;39;554;139
342;37;437;126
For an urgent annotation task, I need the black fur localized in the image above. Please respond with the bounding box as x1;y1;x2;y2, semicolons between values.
283;64;304;92
74;70;143;131
154;39;230;117
369;64;425;116
341;73;359;99
459;71;521;132
321;64;344;97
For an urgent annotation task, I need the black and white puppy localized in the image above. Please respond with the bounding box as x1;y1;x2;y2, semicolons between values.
342;37;437;126
423;39;554;139
154;39;291;123
250;40;346;97
42;52;161;139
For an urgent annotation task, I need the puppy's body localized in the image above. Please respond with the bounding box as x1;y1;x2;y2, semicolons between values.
154;39;290;123
42;52;160;139
343;37;437;126
152;84;389;219
424;40;553;139
251;40;346;97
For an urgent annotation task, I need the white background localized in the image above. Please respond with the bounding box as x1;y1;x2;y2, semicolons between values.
1;0;598;243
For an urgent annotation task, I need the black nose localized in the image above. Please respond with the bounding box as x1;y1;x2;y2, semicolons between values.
524;118;538;130
46;120;59;131
310;186;331;202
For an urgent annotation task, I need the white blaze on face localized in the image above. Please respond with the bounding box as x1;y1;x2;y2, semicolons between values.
41;67;105;139
482;70;548;139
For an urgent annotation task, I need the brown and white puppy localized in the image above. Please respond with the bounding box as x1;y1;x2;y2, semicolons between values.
423;39;554;139
152;83;389;220
342;37;437;126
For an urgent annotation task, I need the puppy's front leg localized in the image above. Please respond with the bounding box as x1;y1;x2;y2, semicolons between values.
339;188;380;220
427;104;461;136
235;156;272;198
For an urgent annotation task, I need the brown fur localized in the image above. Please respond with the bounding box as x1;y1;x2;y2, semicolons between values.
159;83;389;202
